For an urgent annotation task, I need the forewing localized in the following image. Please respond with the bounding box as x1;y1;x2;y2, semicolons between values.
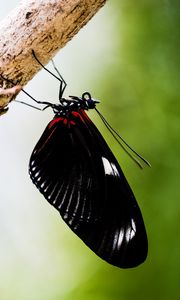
80;111;148;268
29;111;147;268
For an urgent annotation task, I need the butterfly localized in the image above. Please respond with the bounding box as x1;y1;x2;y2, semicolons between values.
29;51;149;268
1;51;149;268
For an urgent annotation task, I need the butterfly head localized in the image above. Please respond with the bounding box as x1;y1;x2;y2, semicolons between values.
69;92;100;110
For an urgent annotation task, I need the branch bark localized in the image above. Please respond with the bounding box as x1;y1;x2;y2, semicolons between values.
0;0;106;112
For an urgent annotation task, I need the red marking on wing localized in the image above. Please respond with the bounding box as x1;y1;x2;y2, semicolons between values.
35;126;57;154
71;110;93;124
48;111;89;129
48;117;64;128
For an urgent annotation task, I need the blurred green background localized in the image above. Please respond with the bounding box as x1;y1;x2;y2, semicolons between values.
0;0;180;299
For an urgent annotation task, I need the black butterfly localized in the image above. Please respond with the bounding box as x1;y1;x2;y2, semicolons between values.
1;51;149;268
27;51;149;269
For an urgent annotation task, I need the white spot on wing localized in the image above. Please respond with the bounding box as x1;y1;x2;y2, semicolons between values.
125;219;136;242
102;157;119;177
117;228;125;248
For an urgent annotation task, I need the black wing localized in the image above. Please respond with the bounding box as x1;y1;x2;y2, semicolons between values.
29;110;148;268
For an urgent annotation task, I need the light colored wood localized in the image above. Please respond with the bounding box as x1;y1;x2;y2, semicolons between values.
0;0;106;112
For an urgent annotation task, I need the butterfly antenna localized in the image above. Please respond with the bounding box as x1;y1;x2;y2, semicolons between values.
95;108;151;169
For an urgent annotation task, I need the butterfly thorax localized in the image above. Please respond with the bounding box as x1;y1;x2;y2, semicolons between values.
51;92;99;117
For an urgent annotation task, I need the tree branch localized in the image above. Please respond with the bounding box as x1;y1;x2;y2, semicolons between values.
0;0;106;113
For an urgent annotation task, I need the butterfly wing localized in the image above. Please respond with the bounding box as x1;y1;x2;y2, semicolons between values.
29;110;148;268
